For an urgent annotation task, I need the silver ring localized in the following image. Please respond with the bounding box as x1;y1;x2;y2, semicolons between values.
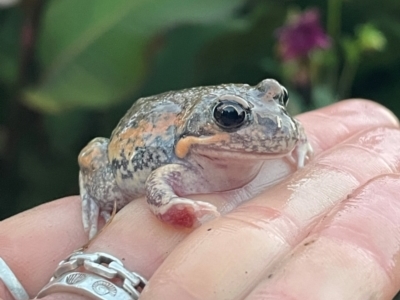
36;251;147;300
0;257;29;300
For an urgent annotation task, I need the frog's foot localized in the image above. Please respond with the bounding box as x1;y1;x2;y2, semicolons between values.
156;198;220;228
288;119;314;168
294;140;314;168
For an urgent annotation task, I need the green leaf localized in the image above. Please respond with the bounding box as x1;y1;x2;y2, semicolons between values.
138;18;253;96
23;0;245;113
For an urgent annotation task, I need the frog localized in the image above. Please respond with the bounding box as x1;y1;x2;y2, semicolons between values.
78;79;313;238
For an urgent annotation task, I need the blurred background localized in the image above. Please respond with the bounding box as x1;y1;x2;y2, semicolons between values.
1;0;400;220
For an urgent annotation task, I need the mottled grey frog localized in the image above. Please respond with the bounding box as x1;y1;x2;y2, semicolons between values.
78;79;313;238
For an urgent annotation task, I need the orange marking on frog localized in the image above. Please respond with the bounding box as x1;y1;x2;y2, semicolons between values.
108;127;145;159
143;112;178;145
175;133;230;158
108;112;178;159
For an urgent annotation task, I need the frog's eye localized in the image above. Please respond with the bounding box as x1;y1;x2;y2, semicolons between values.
280;87;289;106
213;100;247;129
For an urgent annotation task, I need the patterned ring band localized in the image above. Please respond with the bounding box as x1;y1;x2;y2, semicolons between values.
0;257;29;300
36;251;147;300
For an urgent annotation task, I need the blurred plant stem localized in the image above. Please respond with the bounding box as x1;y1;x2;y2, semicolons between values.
326;0;342;98
18;0;43;86
337;52;359;99
327;0;341;41
4;0;44;163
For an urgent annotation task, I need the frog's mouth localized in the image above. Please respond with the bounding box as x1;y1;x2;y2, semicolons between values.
175;134;295;160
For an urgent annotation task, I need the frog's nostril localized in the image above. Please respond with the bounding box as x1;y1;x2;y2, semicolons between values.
256;114;279;129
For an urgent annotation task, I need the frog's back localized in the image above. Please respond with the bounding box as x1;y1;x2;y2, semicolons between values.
107;92;179;194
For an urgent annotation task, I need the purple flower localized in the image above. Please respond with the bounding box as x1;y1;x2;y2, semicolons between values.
275;9;331;61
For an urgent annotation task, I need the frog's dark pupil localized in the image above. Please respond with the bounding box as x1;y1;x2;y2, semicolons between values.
213;101;246;129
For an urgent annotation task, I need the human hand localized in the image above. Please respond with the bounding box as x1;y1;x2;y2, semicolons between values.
1;99;400;300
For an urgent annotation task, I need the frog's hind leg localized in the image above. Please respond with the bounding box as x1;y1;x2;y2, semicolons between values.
78;137;128;239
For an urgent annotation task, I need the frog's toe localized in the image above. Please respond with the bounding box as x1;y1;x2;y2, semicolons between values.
80;181;100;238
292;140;313;168
156;198;220;228
81;200;99;239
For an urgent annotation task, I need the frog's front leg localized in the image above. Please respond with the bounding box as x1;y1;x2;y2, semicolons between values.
79;138;128;238
289;119;314;168
146;164;220;227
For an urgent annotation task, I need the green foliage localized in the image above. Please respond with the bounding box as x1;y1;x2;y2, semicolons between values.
356;23;386;52
24;0;244;112
1;0;400;220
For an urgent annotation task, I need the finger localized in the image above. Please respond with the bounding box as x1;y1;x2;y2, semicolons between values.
35;197;178;300
246;174;400;300
0;196;87;298
139;126;400;300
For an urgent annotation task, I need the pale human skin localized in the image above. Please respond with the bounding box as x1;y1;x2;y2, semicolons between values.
1;99;400;300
